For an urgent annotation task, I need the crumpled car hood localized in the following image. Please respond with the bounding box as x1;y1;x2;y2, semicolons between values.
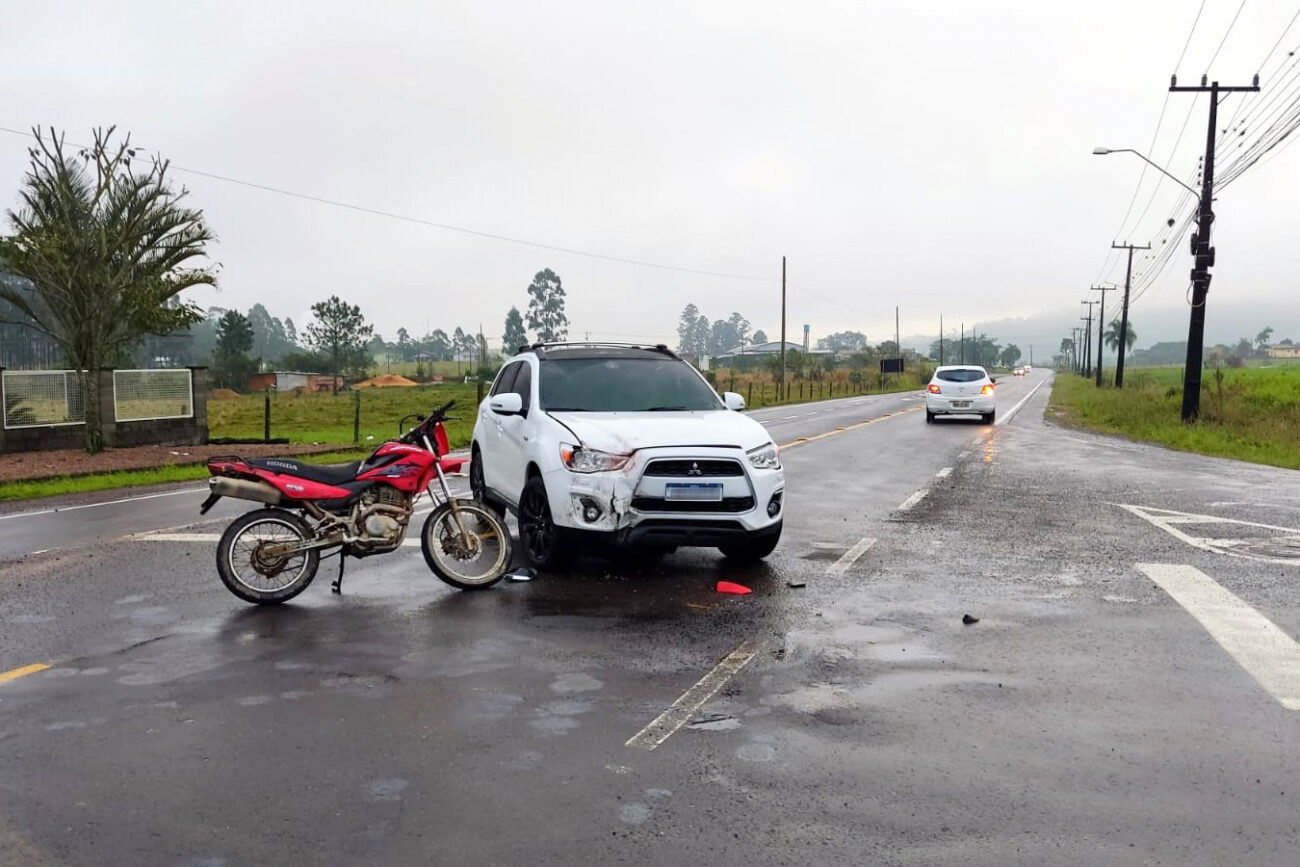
547;410;772;454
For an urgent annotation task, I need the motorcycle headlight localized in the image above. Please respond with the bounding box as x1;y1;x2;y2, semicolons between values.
559;442;631;473
747;442;781;470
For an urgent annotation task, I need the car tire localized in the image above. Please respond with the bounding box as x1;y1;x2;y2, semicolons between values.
982;411;996;424
469;445;504;518
517;475;572;571
718;526;781;562
925;409;934;424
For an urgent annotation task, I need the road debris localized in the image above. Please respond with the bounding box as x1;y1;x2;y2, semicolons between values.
716;581;752;595
786;578;807;588
506;568;536;582
962;613;980;625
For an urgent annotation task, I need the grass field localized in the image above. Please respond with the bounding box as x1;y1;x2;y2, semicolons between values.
1049;366;1300;470
209;383;480;449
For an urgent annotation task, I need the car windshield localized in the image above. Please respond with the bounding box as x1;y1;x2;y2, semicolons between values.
539;357;723;412
936;369;987;382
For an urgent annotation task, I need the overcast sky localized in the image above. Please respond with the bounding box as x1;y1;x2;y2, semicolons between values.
3;0;1298;351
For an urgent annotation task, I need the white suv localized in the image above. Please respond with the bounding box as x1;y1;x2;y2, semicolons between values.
470;343;784;570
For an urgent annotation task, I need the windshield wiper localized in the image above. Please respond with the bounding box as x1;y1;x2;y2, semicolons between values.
645;405;688;411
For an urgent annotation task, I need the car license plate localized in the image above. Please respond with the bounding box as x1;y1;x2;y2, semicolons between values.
665;483;724;502
952;400;971;408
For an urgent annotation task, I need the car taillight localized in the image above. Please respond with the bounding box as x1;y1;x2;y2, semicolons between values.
927;384;942;393
980;384;995;395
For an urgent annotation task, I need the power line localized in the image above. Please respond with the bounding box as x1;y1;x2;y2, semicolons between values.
0;125;777;285
1177;0;1211;72
1206;0;1250;72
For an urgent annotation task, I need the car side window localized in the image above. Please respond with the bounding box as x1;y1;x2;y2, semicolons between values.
491;362;520;397
512;361;532;413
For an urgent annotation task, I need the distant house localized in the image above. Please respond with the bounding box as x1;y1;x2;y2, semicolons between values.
248;371;344;392
1267;344;1300;359
713;340;831;362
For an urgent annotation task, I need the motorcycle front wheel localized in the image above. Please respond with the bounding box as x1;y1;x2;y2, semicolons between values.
421;500;512;590
216;508;320;604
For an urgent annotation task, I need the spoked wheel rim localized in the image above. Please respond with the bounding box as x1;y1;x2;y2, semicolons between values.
226;516;311;595
519;484;556;565
426;504;509;585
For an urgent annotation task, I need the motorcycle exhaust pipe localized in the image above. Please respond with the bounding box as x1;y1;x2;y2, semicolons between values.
208;476;283;507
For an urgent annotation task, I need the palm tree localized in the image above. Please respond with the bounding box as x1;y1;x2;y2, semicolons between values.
1104;318;1136;353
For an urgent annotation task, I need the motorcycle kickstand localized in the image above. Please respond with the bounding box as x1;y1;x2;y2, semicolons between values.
331;555;346;594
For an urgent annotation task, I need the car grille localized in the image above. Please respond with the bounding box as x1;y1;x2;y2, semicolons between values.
631;496;756;513
642;459;744;477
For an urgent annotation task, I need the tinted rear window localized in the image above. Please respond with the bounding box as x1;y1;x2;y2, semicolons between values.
936;369;986;383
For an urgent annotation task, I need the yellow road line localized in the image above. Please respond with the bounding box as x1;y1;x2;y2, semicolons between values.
0;663;51;684
777;406;921;452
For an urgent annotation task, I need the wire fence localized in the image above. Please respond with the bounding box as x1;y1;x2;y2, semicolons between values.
112;369;193;422
1;370;85;428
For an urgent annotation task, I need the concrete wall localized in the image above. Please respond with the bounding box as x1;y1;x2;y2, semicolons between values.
0;367;209;453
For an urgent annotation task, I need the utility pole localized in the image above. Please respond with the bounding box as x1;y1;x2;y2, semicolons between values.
895;307;900;359
960;322;965;364
1081;301;1098;378
1170;74;1259;421
1110;242;1150;388
1089;285;1116;387
779;256;787;401
939;315;944;365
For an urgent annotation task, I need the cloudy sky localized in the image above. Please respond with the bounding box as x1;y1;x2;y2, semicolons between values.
3;0;1298;351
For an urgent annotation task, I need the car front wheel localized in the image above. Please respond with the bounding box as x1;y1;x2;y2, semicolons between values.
518;475;571;571
718;525;781;562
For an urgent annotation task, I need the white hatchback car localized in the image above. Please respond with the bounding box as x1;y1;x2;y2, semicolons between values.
925;365;996;424
470;343;785;570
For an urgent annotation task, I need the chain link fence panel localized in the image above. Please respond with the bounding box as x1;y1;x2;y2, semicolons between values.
1;370;85;428
112;369;193;422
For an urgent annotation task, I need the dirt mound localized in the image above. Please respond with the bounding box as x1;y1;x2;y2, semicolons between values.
208;389;241;400
354;374;419;388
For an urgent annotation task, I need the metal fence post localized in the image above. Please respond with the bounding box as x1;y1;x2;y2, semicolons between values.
264;388;271;443
353;389;361;444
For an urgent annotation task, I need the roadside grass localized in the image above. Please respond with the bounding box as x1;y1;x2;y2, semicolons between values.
709;369;930;409
1048;366;1300;470
209;383;479;448
0;448;371;503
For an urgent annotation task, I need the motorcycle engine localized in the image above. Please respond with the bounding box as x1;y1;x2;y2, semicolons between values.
357;486;409;543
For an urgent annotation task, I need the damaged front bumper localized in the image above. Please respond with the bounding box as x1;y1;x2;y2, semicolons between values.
541;447;784;547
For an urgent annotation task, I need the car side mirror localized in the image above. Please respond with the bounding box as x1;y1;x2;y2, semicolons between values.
489;393;523;415
723;391;746;411
990;377;997;383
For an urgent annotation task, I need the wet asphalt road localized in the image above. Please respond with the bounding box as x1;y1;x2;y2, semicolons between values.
4;371;1300;865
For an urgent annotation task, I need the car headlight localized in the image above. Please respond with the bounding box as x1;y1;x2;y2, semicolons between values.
747;442;781;470
559;442;631;473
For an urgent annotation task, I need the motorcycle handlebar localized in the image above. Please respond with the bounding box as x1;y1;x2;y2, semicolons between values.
399;400;457;444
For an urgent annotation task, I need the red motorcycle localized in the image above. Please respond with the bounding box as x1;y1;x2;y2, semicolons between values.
201;400;511;604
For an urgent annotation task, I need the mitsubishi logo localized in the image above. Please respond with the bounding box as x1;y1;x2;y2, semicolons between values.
688;462;702;476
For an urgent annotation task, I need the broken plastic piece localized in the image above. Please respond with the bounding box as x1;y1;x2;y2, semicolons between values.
786;579;807;589
506;568;536;582
716;581;752;595
962;613;979;625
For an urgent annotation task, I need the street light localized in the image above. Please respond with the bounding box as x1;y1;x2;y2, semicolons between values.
1092;147;1201;201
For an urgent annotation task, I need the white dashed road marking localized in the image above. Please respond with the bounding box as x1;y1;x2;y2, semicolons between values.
1138;563;1300;710
626;637;764;750
935;467;953;478
896;489;928;512
826;537;876;575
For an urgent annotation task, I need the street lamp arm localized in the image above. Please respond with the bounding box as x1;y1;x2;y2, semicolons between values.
1093;147;1201;201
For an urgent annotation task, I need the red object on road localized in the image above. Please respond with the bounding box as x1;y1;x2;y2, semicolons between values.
716;581;752;595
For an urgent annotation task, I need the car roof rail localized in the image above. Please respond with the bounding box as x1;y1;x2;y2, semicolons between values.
527;341;679;358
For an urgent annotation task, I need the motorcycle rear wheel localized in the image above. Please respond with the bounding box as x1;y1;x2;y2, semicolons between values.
421;500;512;590
216;508;320;604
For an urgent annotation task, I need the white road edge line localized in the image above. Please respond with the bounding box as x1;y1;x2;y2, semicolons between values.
935;467;953;478
0;487;206;521
1137;563;1300;710
626;637;764;750
995;380;1047;426
133;532;422;547
826;537;876;575
896;489;928;511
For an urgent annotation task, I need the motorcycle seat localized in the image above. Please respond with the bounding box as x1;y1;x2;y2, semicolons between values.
247;457;361;487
